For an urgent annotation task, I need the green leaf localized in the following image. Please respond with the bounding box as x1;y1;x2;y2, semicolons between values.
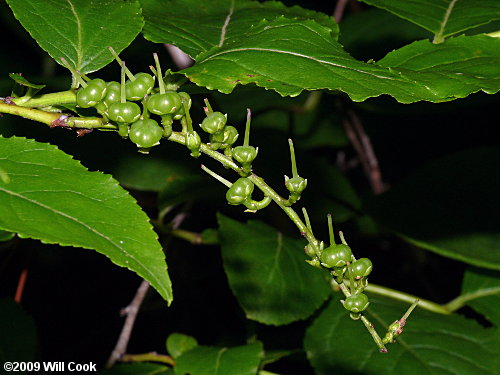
111;153;203;193
378;35;500;99
304;294;500;375
359;0;500;42
461;267;500;326
178;17;499;103
365;148;500;270
0;229;15;242
99;363;172;375
5;0;143;73
174;342;263;375
0;136;172;303
218;214;331;325
0;298;37;368
166;333;198;359
141;0;339;59
8;73;45;89
339;8;433;60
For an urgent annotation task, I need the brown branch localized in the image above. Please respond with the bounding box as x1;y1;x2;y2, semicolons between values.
105;210;190;368
333;0;349;23
105;279;151;368
14;268;28;303
343;110;386;195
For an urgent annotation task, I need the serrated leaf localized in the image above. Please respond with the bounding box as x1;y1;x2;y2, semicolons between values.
378;35;500;99
0;136;172;302
218;214;331;325
8;73;45;89
461;267;500;326
141;0;339;59
0;298;37;367
178;17;499;103
359;0;500;42
304;294;500;375
174;342;263;375
5;0;143;73
365;148;500;270
166;333;198;359
99;363;172;375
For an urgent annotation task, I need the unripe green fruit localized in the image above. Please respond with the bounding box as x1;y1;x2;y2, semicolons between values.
285;176;307;194
233;145;258;164
129;119;163;148
102;81;121;107
348;258;373;279
201;112;227;134
343;293;370;313
319;244;353;268
226;178;254;205
125;72;155;101
108;102;141;123
173;92;192;120
147;91;182;115
223;126;239;145
76;78;107;108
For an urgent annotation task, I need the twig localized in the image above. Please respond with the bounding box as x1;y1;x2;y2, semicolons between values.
343;110;386;195
164;44;193;70
14;268;28;303
333;0;349;23
105;279;151;368
105;210;191;368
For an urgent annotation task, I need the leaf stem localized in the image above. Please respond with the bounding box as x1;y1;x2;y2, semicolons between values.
0;102;62;125
444;286;500;312
363;283;450;314
12;91;76;107
120;352;175;366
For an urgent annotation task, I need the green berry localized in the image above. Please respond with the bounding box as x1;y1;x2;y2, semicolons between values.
125;72;155;101
129;119;163;149
226;178;254;205
233;145;258;164
319;244;353;268
76;78;107;108
223;126;239;145
343;293;369;313
285;176;307;195
200;112;227;134
173;92;192;120
108;102;141;123
348;258;373;279
102;81;120;107
146;91;182;115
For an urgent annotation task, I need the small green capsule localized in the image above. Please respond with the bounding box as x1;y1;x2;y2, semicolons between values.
343;293;369;313
226;178;254;205
319;244;353;268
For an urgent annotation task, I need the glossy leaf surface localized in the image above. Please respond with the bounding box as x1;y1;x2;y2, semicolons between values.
0;136;172;302
141;0;339;59
304;294;500;374
365;148;500;270
174;342;262;375
177;17;498;102
6;0;143;73
359;0;500;42
218;214;330;325
461;267;500;326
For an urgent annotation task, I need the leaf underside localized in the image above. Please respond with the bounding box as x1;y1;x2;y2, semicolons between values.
0;136;172;302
